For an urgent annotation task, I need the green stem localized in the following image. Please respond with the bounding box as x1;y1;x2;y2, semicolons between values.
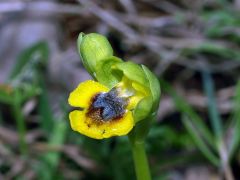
130;140;151;180
13;90;27;155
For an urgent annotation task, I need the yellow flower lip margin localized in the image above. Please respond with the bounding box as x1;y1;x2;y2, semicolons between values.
68;80;134;139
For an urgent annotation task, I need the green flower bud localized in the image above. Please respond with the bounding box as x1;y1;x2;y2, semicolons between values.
77;33;113;77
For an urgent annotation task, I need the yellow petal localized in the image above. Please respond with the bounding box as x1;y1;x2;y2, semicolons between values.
69;110;83;131
102;111;134;138
69;110;134;139
68;80;109;108
69;110;103;139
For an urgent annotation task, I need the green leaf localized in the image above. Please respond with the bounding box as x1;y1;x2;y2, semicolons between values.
12;89;27;155
7;42;49;105
38;76;54;132
9;41;49;80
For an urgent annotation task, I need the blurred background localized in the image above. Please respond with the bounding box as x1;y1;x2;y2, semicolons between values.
0;0;240;179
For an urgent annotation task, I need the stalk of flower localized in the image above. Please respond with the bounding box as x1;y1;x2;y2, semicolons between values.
68;33;160;180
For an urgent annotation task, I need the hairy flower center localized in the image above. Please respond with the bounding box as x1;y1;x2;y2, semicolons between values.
87;88;128;121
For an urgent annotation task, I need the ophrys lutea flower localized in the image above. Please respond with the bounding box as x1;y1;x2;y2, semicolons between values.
68;33;160;140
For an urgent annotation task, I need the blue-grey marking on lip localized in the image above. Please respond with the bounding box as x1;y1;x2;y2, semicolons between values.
91;88;127;121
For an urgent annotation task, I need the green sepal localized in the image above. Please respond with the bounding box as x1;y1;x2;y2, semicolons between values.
115;63;160;140
114;62;149;88
142;65;161;111
95;56;123;88
77;33;113;77
133;96;153;123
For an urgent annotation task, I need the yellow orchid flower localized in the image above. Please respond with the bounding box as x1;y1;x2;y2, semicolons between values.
69;33;160;142
68;80;146;139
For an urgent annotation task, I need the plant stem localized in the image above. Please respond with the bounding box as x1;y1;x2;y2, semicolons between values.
130;140;151;180
13;90;27;155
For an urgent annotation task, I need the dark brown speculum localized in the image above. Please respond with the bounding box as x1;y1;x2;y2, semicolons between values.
87;88;128;122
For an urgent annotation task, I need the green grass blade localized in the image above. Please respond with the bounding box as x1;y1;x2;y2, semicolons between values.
229;80;240;158
9;42;49;80
38;76;54;132
182;115;219;166
201;71;223;142
160;79;215;149
38;119;68;180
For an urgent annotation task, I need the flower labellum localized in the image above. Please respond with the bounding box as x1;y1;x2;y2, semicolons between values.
69;80;134;139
